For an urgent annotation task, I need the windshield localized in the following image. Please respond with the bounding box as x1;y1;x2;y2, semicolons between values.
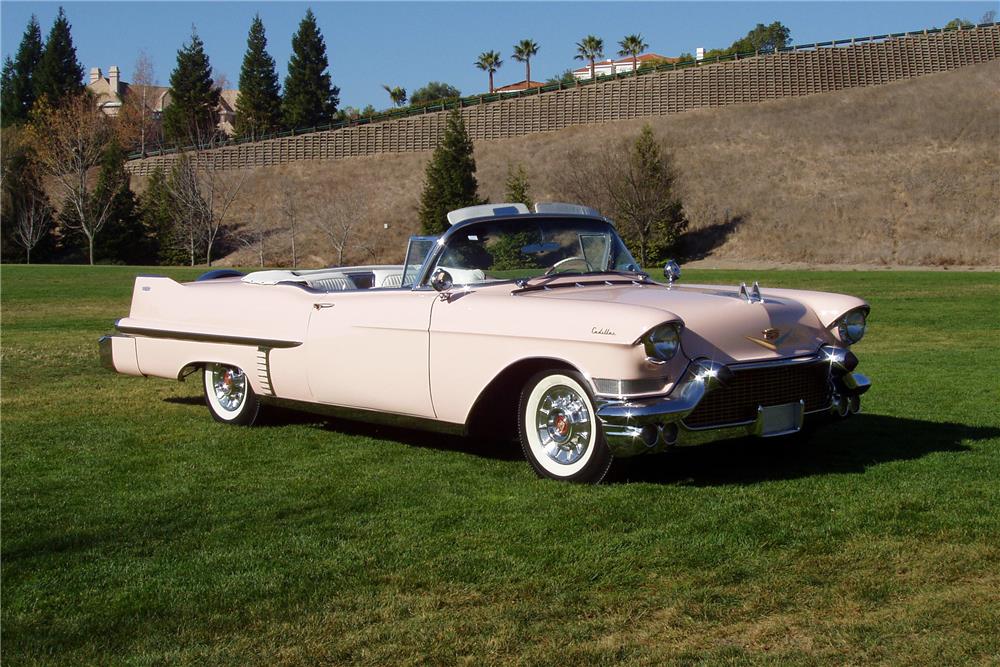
427;217;639;286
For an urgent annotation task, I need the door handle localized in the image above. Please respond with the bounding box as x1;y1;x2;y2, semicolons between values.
313;303;334;310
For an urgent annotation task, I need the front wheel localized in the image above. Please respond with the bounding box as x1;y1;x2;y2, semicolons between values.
203;363;260;425
518;370;613;483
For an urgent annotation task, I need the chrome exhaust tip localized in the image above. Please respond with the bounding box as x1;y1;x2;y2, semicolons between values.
660;423;679;446
848;395;861;415
832;394;850;418
640;425;659;448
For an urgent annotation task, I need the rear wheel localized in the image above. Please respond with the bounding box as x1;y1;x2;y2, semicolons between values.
203;363;259;425
518;370;613;483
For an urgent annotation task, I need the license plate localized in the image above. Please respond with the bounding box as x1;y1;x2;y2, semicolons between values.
758;402;803;436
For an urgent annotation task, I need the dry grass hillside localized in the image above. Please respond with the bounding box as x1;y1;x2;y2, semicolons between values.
185;61;999;268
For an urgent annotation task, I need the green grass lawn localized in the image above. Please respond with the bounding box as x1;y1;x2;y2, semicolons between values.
2;265;999;665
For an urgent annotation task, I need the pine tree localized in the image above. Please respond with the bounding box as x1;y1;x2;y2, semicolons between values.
282;9;339;129
1;16;44;126
163;28;220;145
234;14;282;139
34;7;84;104
140;167;185;265
0;59;17;127
418;111;483;235
610;125;687;266
504;164;532;208
91;141;150;264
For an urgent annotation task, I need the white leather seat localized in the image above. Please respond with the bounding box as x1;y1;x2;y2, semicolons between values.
307;276;355;291
380;273;403;288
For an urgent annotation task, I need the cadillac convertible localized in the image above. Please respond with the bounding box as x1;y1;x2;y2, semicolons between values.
99;203;871;483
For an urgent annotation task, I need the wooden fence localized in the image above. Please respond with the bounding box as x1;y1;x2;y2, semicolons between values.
125;24;1000;176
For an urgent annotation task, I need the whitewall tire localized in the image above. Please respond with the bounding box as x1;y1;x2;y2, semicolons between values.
518;370;613;483
203;363;260;425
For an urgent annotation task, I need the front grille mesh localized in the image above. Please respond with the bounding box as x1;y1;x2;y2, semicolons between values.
684;362;831;428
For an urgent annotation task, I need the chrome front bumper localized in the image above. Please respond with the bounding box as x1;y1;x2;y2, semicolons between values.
596;346;871;457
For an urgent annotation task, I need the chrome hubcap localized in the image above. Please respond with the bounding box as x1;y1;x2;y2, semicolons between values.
535;386;591;465
212;365;246;412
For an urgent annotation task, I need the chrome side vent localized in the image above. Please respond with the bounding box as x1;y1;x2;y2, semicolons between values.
256;346;274;396
593;377;669;396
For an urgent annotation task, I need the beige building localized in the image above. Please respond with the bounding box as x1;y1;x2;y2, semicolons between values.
87;65;239;136
571;53;679;80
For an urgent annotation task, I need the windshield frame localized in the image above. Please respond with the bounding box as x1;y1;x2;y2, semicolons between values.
413;213;638;289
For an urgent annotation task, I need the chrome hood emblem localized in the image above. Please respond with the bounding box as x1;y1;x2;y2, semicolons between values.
745;327;790;351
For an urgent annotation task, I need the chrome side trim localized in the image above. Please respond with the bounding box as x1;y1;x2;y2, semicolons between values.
260;397;467;436
115;324;302;349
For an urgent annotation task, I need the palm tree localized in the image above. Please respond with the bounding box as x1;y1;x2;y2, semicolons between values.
575;35;605;80
475;50;503;93
512;39;539;84
382;84;407;107
618;34;648;75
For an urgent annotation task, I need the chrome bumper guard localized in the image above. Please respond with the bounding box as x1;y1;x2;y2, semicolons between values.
596;346;871;457
98;335;115;371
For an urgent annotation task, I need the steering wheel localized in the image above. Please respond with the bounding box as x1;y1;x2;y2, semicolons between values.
544;256;595;276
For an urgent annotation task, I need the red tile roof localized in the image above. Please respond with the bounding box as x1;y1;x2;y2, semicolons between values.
494;80;546;92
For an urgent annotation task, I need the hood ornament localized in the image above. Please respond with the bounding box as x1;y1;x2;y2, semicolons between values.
738;281;762;304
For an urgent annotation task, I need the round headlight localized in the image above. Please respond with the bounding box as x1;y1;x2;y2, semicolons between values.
643;323;681;362
837;309;867;345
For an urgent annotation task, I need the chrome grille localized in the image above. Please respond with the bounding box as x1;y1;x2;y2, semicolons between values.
683;362;831;428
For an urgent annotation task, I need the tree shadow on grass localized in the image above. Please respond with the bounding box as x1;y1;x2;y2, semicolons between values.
609;414;998;486
678;215;745;262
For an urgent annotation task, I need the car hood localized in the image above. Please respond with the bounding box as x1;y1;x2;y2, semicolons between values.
516;280;860;363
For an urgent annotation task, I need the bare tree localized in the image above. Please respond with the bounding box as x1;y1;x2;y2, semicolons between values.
278;181;298;268
549;145;615;215
548;129;687;266
29;94;121;265
237;204;278;267
313;190;369;265
166;152;247;266
124;51;159;156
13;186;51;264
165;154;206;266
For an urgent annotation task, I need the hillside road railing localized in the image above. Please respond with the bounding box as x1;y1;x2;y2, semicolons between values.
125;22;1000;175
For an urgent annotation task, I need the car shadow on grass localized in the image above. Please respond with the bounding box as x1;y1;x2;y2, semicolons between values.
233;404;997;481
609;414;998;486
312;417;523;461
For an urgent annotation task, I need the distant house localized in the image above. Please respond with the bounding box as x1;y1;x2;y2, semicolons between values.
572;53;679;80
494;79;546;93
86;65;240;136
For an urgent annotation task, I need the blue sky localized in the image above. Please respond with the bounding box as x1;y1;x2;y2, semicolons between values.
2;2;996;109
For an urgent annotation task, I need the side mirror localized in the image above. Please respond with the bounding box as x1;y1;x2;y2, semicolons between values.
663;260;681;285
430;269;453;293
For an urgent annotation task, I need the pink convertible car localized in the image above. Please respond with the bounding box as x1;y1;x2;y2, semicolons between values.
100;203;871;483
